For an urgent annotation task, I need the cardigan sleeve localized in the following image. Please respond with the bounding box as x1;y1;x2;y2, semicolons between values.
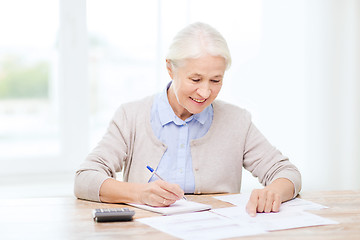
242;118;302;198
74;106;131;202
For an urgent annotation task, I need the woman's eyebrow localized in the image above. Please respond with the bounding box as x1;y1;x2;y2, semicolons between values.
189;73;202;77
213;75;223;78
189;73;223;78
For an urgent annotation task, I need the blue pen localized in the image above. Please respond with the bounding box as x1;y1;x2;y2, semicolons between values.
146;165;187;200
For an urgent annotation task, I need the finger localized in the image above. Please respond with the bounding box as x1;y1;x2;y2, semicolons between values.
246;201;257;217
264;192;275;213
152;182;180;207
272;194;281;212
160;198;177;207
246;191;259;217
256;190;266;213
140;183;170;205
157;181;184;200
145;192;167;206
164;183;185;199
145;192;177;207
146;181;183;206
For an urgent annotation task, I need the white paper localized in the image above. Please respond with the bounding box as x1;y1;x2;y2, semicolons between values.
137;211;267;240
214;193;328;211
136;194;338;239
129;199;211;215
280;197;328;211
211;206;338;231
214;192;252;207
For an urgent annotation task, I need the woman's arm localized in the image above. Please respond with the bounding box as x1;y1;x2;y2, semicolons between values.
241;116;301;216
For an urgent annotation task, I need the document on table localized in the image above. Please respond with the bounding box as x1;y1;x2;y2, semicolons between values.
213;193;329;211
128;199;211;215
137;194;339;240
281;197;328;211
212;193;338;231
211;206;338;231
137;211;267;240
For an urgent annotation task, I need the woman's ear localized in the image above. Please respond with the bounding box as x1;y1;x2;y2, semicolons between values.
166;59;174;79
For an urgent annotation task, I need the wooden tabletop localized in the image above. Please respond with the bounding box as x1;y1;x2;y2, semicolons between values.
1;190;359;239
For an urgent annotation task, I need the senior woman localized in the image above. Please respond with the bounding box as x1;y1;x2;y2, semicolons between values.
74;22;301;216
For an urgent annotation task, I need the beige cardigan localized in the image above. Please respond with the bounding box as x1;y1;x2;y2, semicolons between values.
74;96;301;202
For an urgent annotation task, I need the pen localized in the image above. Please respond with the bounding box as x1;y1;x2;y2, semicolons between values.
146;165;187;200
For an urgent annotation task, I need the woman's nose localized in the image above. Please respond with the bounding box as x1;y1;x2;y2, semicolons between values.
196;83;211;99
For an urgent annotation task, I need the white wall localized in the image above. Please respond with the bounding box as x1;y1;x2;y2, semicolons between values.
304;0;360;190
239;0;360;192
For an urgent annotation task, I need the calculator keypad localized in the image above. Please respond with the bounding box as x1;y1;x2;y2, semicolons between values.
93;208;135;222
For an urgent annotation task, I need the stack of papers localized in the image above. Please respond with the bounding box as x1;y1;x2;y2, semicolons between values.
138;211;267;240
137;193;338;240
214;193;328;212
213;193;338;231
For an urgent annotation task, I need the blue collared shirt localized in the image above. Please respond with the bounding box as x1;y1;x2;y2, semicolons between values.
149;82;213;193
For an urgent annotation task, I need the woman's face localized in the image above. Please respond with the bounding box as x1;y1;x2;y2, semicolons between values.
167;54;226;120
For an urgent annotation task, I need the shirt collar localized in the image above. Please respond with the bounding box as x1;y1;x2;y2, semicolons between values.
157;82;212;126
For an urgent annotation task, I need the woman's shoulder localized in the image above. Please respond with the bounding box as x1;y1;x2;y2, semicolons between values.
207;100;253;138
112;95;155;121
212;99;252;121
121;95;155;110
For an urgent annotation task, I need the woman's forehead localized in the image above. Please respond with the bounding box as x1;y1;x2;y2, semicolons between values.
187;72;223;78
178;57;226;76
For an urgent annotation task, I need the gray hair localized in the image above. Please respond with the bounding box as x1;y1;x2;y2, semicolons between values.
166;22;231;70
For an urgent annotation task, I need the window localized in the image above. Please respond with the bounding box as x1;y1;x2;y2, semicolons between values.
0;1;60;163
0;0;89;175
87;0;160;144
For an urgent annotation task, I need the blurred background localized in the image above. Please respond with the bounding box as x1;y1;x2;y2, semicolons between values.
0;0;359;198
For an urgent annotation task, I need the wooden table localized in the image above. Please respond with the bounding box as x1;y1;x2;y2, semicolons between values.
1;191;359;239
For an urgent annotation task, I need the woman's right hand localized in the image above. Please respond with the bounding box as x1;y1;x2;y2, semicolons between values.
99;178;184;206
138;180;185;206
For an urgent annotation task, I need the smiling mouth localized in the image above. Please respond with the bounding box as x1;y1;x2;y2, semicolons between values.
190;97;206;103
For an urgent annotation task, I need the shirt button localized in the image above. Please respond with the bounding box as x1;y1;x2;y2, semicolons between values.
180;143;185;148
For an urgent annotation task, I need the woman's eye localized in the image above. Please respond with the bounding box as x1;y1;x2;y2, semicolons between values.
211;79;221;83
191;79;200;82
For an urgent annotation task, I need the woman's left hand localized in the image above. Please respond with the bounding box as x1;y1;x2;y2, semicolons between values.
245;188;281;217
245;178;295;217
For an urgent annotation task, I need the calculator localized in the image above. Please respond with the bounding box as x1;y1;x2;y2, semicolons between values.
92;208;135;222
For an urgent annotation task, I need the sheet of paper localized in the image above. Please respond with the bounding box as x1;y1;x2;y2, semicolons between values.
214;193;328;211
211;206;338;231
137;211;267;240
137;194;338;239
280;197;328;211
213;193;251;207
128;199;211;215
